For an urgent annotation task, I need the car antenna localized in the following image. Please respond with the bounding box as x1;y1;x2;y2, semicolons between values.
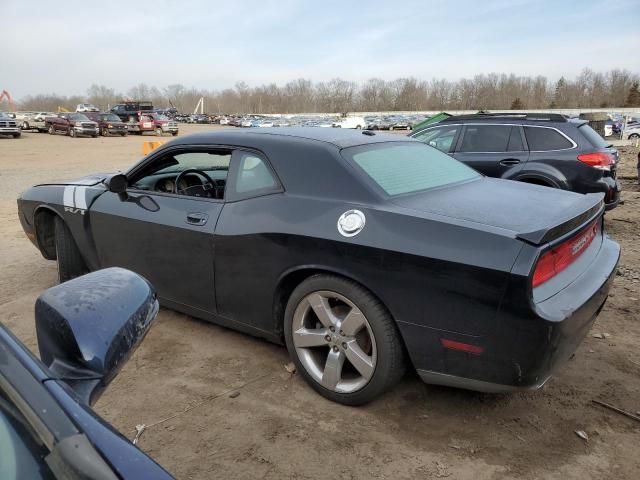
362;130;375;136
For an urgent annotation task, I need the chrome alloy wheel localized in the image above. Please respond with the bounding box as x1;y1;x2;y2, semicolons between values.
292;290;377;393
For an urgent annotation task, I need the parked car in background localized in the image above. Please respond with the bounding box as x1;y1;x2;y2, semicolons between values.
46;113;99;137
0;268;173;479
147;112;179;136
0;111;21;138
411;112;621;210
388;116;411;131
84;112;129;136
111;101;154;121
15;111;35;129
332;116;365;129
623;124;640;139
20;112;51;131
17;128;619;405
76;103;99;112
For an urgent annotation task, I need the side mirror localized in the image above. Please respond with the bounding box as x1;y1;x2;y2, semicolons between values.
106;173;128;197
35;268;158;405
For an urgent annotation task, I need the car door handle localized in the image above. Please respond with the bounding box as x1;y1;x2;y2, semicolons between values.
499;159;521;166
186;212;208;226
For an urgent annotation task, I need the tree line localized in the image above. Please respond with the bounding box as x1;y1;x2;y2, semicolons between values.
8;68;640;114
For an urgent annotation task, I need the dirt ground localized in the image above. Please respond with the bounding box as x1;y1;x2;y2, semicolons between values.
0;126;638;480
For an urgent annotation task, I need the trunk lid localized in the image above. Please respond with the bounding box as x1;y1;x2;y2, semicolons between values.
391;178;604;245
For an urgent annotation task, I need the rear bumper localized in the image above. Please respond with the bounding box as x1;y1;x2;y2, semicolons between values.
403;237;619;393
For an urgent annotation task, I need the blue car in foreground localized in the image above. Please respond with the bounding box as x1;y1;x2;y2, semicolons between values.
0;268;173;480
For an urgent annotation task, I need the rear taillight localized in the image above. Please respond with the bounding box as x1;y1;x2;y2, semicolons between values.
532;220;598;288
577;152;614;170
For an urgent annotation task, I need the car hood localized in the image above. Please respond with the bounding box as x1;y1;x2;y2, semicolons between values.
391;177;604;245
35;173;112;187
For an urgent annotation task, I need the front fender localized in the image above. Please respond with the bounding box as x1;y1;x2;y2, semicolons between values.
19;184;108;268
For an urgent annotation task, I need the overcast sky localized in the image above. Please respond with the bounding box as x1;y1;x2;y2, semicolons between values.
3;0;639;99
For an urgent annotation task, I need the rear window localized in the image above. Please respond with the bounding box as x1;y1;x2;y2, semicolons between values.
578;124;609;148
524;127;574;151
343;143;480;196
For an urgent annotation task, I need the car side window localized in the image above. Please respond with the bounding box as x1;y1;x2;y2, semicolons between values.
507;126;525;151
413;126;460;153
130;149;232;199
524;127;573;151
233;152;278;194
459;125;511;153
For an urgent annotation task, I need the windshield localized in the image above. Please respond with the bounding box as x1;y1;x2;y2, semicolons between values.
101;114;121;122
343;142;480;196
0;391;55;480
69;113;89;121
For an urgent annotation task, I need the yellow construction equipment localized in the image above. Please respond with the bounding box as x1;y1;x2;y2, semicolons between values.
57;106;70;112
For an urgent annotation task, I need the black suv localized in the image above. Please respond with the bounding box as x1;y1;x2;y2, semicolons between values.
410;113;621;209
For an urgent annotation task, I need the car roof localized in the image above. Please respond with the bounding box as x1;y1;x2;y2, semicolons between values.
439;113;578;125
176;127;417;149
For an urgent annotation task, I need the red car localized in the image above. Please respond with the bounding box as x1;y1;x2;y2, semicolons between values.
84;112;128;136
147;112;179;136
45;113;99;138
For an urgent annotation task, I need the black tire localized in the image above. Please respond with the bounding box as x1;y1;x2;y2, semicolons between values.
54;216;86;282
48;125;55;135
155;127;163;136
92;134;98;138
102;128;109;137
172;131;178;136
284;274;405;405
69;128;76;138
121;132;127;137
630;134;639;140
12;132;21;138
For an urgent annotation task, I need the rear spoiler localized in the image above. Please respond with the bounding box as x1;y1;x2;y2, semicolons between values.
516;193;605;245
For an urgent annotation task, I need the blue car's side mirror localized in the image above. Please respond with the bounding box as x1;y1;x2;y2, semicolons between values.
35;268;158;406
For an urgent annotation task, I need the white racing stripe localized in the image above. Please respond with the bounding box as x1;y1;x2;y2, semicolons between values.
74;186;88;209
63;186;76;208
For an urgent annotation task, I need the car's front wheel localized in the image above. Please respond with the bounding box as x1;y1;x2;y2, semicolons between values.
284;274;405;405
54;216;86;282
48;126;55;135
69;128;76;138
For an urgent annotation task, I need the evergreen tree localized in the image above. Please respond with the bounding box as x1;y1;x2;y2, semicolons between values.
510;97;525;109
624;82;640;107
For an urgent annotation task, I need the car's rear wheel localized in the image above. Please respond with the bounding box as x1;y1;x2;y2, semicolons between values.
630;133;639;140
22;121;30;130
69;128;76;138
54;216;86;282
102;128;109;137
156;127;163;136
284;274;405;405
48;126;55;135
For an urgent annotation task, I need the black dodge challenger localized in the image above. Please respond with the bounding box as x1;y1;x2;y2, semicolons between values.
17;128;619;405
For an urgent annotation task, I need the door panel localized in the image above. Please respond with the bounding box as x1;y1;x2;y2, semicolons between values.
453;125;529;178
90;191;222;313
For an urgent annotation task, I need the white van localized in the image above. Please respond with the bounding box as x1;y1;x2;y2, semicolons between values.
332;116;365;129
